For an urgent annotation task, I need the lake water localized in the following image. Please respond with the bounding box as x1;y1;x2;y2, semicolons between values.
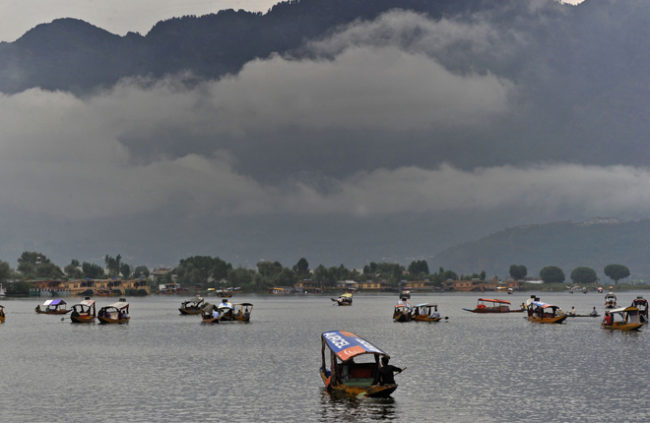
0;292;648;422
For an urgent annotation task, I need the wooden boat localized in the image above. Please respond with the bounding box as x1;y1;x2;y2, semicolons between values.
463;298;523;313
631;297;648;323
320;330;399;398
0;305;5;323
97;298;130;324
412;303;441;322
527;301;567;324
601;306;643;331
70;298;96;323
331;293;352;306
393;304;412;322
399;289;411;300
201;300;252;323
178;296;205;315
604;292;617;309
35;299;71;315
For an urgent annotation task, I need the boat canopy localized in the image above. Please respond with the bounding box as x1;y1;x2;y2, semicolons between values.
107;301;128;309
531;301;556;309
238;303;253;307
79;299;95;307
43;299;66;306
340;293;352;298
415;303;437;308
608;306;638;314
478;298;511;304
322;330;389;362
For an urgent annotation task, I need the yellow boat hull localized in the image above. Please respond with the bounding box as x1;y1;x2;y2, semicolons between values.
528;314;567;324
601;322;643;331
320;370;397;398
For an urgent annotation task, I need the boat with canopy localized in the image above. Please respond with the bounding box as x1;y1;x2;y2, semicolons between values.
527;301;567;324
601;306;643;331
35;299;70;315
97;298;130;324
320;330;399;398
70;298;96;323
178;296;205;315
201;301;253;323
631;296;648;323
463;298;523;313
331;293;353;306
393;303;412;322
412;303;442;322
604;292;617;309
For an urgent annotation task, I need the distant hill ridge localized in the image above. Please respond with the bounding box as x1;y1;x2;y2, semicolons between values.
432;219;650;280
0;0;571;94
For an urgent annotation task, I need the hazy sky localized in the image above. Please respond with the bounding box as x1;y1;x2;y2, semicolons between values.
0;0;281;42
0;0;642;269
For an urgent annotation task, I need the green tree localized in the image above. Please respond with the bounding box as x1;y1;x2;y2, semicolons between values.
227;267;254;288
104;254;121;277
570;266;598;285
292;257;310;279
408;260;429;276
17;251;63;279
540;266;565;284
64;259;83;279
509;264;527;280
133;266;150;278
0;260;12;283
175;256;233;287
120;263;132;279
603;264;630;284
82;262;105;279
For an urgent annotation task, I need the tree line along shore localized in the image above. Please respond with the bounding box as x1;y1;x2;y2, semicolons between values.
0;251;647;297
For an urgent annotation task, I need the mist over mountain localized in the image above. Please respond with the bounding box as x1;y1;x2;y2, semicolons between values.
1;0;649;270
432;219;650;281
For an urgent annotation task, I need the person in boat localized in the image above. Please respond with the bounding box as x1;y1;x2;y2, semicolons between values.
397;297;412;310
432;308;440;319
569;306;576;316
603;311;612;326
376;356;402;385
212;308;220;319
589;306;598;317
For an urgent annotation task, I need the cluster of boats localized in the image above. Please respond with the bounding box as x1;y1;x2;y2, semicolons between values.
33;297;130;324
178;296;253;323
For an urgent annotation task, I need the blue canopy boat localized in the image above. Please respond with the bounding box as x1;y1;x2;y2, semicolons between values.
320;330;399;398
35;299;70;315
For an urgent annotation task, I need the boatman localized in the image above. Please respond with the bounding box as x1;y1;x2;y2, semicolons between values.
376;356;402;385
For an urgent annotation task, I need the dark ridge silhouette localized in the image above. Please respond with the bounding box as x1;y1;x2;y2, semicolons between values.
0;0;570;94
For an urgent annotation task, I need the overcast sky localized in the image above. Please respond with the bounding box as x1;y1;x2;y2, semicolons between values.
0;0;641;269
0;0;281;42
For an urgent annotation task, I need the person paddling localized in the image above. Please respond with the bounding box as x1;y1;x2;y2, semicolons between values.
376;356;403;385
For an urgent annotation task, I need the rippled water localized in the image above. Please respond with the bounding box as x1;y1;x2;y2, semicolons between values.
0;292;648;422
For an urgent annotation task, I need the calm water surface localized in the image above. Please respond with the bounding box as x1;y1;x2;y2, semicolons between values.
1;292;648;422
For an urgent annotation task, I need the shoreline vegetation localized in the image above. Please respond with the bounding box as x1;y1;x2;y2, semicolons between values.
0;251;648;298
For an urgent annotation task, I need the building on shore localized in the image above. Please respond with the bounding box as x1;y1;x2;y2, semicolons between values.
28;278;150;297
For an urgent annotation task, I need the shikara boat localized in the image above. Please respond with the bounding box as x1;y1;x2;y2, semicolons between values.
320;330;399;398
97;298;130;324
331;293;353;306
602;306;643;331
178;296;205;315
70;298;96;323
35;299;71;315
412;303;441;322
463;298;522;313
201;300;252;323
399;289;411;300
604;292;617;309
631;296;648;323
527;301;567;324
0;305;5;323
393;304;412;322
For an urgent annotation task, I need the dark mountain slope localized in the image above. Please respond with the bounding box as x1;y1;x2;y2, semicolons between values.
0;0;568;94
431;219;650;280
